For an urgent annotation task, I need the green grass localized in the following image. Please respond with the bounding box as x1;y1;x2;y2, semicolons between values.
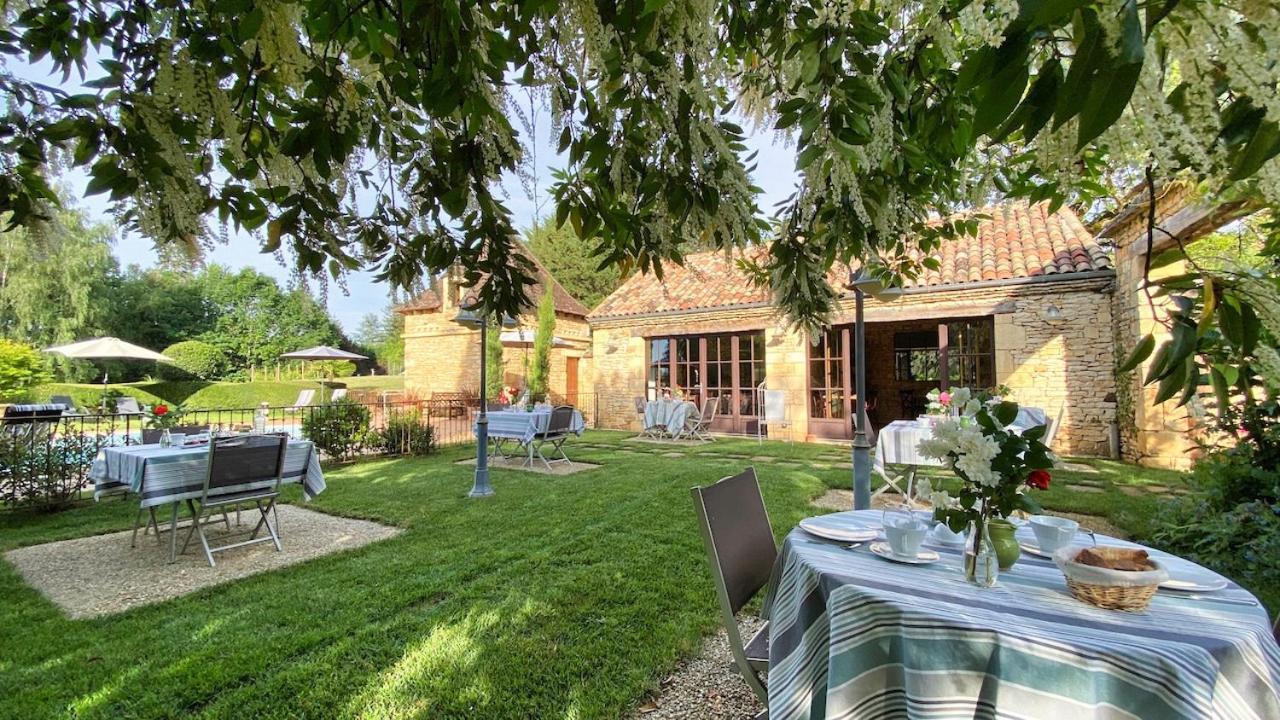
0;432;1219;719
0;432;828;719
32;376;406;411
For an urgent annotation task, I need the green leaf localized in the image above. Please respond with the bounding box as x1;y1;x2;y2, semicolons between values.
973;45;1030;137
994;401;1019;426
1209;365;1230;417
1228;120;1280;181
1118;333;1155;372
1153;358;1187;404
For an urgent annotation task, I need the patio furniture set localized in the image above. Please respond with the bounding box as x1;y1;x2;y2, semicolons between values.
636;397;717;442
693;468;1280;720
480;405;586;470
90;433;326;567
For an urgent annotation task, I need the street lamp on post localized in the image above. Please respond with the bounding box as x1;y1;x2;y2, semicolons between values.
453;296;517;498
845;268;904;510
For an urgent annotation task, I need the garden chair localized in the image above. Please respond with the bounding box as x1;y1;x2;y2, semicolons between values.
529;405;576;470
287;389;316;411
115;397;143;415
179;434;287;567
688;398;719;442
141;424;207;445
328;388;348;402
49;395;77;413
635;397;662;440
690;468;773;711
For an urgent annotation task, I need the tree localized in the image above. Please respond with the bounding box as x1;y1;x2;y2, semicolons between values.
355;307;405;375
485;316;505;400
528;289;556;401
3;0;1277;407
0;199;117;348
0;339;50;400
526;218;621;310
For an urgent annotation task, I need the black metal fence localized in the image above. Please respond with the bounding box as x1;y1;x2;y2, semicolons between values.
1;394;601;511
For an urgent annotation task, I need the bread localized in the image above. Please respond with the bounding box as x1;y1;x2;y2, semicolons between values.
1074;547;1154;572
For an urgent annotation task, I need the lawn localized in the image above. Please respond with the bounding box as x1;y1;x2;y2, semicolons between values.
0;431;1213;718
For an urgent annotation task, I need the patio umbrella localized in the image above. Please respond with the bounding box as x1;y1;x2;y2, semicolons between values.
279;345;367;401
44;336;174;385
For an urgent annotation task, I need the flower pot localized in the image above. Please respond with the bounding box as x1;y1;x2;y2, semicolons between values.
987;519;1021;570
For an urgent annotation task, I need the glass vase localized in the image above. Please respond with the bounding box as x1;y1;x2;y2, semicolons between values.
964;517;999;587
159;428;172;448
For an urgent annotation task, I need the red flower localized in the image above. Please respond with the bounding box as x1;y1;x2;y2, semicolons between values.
1026;469;1051;490
153;404;168;416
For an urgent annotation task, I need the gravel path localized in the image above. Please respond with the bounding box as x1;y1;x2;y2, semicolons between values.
628;616;766;720
4;505;402;619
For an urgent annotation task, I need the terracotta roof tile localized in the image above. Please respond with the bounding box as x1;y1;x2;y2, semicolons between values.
396;246;590;317
395;288;441;312
590;201;1111;319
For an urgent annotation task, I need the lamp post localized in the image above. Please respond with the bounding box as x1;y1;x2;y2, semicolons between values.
453;296;517;498
845;268;903;510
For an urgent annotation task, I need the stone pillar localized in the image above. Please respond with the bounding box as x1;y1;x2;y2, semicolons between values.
764;325;809;440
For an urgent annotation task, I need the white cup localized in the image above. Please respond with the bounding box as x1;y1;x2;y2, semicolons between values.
884;515;929;558
1030;515;1079;553
168;433;187;447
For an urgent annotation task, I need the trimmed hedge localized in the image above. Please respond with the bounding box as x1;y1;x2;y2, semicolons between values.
157;341;229;380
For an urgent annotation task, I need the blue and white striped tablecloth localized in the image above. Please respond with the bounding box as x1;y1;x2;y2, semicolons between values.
767;510;1280;719
479;409;585;444
91;441;325;508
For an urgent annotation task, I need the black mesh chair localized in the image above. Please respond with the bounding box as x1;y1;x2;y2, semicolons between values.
141;425;208;445
179;434;287;567
690;467;774;710
529;405;576;470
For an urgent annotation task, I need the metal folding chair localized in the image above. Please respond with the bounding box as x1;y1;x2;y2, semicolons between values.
688;399;719;442
690;467;774;710
635;397;663;439
180;434;287;567
529;405;576;470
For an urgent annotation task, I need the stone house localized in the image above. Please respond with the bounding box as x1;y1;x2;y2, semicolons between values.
397;257;593;410
588;202;1119;457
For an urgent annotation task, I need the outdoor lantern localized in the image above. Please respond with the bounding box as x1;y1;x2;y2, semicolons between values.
1045;303;1064;321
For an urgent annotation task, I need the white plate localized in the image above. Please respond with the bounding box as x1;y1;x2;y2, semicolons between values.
928;527;966;547
868;541;940;565
799;516;878;543
1159;567;1230;592
1019;541;1055;559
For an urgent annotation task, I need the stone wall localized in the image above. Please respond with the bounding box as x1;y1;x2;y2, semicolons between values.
401;282;591;409
589;275;1118;456
1103;184;1206;470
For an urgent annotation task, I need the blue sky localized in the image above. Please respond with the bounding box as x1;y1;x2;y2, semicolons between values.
12;57;801;334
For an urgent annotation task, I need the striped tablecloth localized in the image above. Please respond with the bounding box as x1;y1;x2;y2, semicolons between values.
767;510;1280;719
91;440;325;508
873;420;943;473
643;400;698;436
479;408;586;444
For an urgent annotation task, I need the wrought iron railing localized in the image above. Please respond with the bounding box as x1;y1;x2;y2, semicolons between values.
0;394;601;511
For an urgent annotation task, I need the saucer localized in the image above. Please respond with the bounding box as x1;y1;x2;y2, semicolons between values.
868;542;940;565
1018;541;1056;559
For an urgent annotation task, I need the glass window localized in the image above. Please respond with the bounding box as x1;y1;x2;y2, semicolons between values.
893;330;940;382
948;319;995;388
808;327;847;419
645;331;767;417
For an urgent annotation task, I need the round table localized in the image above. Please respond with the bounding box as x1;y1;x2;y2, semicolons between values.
766;510;1280;719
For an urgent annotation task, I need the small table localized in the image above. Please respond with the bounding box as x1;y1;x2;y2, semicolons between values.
478;409;585;465
643;400;698;439
767;510;1280;719
872;419;942;502
90;440;326;560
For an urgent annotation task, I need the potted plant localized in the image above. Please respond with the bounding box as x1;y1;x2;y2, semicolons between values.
916;387;1055;585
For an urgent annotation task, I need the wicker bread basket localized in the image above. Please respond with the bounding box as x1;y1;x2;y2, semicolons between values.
1054;546;1169;611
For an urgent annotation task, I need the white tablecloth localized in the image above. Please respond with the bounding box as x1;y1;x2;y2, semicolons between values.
643;400;698;435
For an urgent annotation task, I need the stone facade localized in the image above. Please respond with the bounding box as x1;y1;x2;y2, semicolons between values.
400;273;593;418
590;275;1118;457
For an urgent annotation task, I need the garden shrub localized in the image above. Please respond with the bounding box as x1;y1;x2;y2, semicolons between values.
301;398;370;462
1147;399;1280;610
157;341;230;380
0;339;51;401
372;410;436;456
0;427;103;511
